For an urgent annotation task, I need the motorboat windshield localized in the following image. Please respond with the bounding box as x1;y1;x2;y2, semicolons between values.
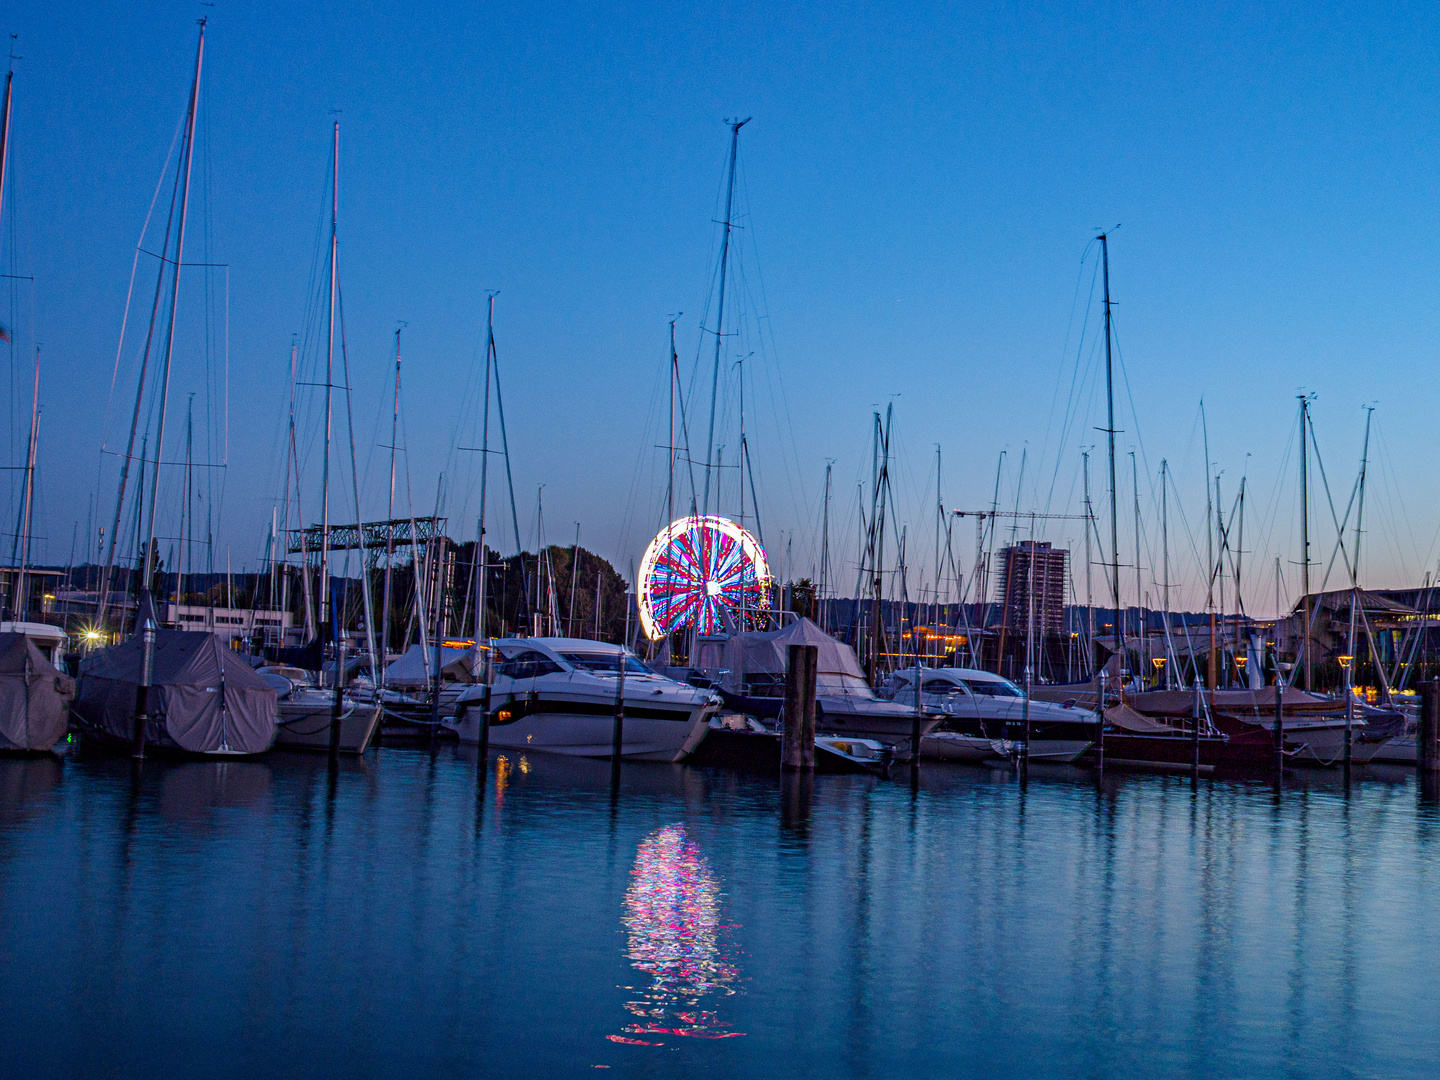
559;651;656;677
963;678;1023;698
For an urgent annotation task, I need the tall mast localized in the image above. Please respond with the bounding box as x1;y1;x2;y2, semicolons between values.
934;445;943;664
1349;406;1374;652
1083;450;1095;677
474;297;495;645
14;348;38;616
667;315;678;529
140;19;205;600
1203;402;1216;690
319;119;338;637
820;461;832;632
1099;232;1121;699
177;395;193;612
383;326;402;669
1161;459;1171;687
0;56;13;231
1298;395;1312;690
567;523;580;634
1131;450;1142;679
701;117;749;516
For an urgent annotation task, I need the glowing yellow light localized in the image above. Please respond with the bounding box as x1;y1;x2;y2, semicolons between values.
1338;655;1353;670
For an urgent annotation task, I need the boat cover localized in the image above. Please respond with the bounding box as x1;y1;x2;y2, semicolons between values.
719;618;867;693
1104;703;1183;735
1128;687;1333;717
76;631;278;753
383;644;478;687
0;632;76;751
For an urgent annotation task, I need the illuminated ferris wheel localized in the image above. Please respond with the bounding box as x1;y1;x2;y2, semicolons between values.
637;516;772;640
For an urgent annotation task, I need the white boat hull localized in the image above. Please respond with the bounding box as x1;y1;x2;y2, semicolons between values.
1369;737;1415;764
921;732;1002;761
1024;739;1092;764
448;698;714;762
274;700;381;754
1282;721;1383;765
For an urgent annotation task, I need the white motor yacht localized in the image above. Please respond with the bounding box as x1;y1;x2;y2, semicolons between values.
885;667;1096;763
447;638;718;761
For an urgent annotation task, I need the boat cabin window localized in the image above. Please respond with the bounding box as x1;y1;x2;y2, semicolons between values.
497;650;564;679
962;678;1023;698
921;679;964;695
560;651;654;676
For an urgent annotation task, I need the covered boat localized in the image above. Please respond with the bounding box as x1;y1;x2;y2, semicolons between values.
718;618;940;757
76;630;278;755
0;632;76;752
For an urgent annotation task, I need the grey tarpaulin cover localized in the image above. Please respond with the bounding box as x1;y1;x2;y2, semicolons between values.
719;618;868;694
0;632;76;751
383;644;478;687
76;631;278;754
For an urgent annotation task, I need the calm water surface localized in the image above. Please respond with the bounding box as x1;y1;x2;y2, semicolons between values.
1;745;1437;1078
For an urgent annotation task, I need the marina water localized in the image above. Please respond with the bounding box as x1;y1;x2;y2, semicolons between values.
2;749;1438;1078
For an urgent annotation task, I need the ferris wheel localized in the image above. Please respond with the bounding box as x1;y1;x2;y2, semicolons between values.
637;516;772;641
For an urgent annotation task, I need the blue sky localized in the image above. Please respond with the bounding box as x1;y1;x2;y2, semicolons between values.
5;2;1440;615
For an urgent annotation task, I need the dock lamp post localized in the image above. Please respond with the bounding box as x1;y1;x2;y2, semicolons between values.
1151;656;1166;689
131;617;157;759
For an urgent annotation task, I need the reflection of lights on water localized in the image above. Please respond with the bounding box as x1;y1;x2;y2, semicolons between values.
518;755;531;774
609;824;742;1046
494;755;511;814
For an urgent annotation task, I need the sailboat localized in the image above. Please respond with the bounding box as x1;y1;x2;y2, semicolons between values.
78;21;280;757
270;121;380;754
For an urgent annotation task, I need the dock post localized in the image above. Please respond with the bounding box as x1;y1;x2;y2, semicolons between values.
611;646;627;763
1191;676;1201;775
782;644;816;771
801;644;817;770
1419;679;1440;773
329;637;347;758
477;639;493;765
1272;644;1284;776
130;618;156;760
911;659;924;773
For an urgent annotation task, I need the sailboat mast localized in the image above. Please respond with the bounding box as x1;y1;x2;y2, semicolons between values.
820;461;832;632
383;326;401;667
1162;459;1171;687
1299;395;1312;690
177;395;193;612
1203;402;1216;690
667;316;677;529
1083;450;1095;676
474;298;494;645
1131;450;1142;679
319;119;338;637
701;117;749;517
1099;232;1121;699
15;349;38;616
0;63;13;229
140;19;205;597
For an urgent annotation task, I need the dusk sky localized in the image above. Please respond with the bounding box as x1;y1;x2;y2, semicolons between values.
5;2;1440;615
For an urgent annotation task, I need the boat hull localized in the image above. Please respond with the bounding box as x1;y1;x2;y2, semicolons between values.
1024;739;1093;764
448;695;714;762
274;701;381;754
921;732;1000;761
815;706;942;760
1370;737;1416;764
